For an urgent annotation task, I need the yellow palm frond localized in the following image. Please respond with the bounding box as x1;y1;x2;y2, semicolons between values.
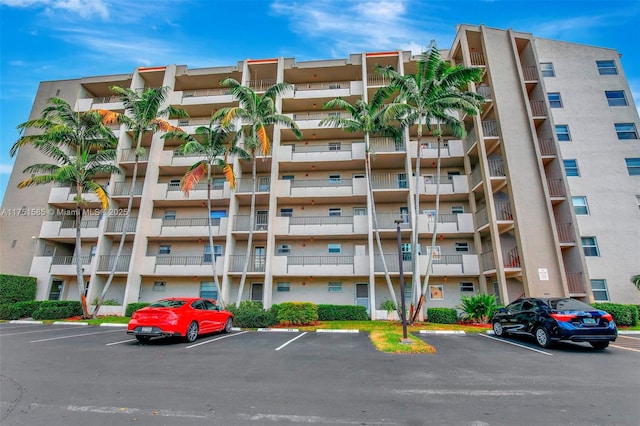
16;178;33;189
94;186;110;211
223;164;235;189
221;108;238;127
151;119;176;132
257;125;271;155
94;109;120;125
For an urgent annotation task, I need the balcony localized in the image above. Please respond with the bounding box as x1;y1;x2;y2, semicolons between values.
233;215;269;232
149;255;223;276
417;212;474;235
419;174;469;200
155;181;231;202
48;187;101;207
97;254;131;273
273;215;368;236
469;52;485;66
477;84;492;100
268;255;366;276
292;80;360;98
410;139;465;161
149;216;228;238
556;222;576;245
228;255;268;273
288;111;352;130
370;137;405;153
49;255;93;274
39;217;100;239
522;66;539;82
547;178;567;203
530;100;547;118
278;178;367;200
76;95;123;112
104;216;138;233
537;138;556;162
278;141;365;163
567;272;587;294
481;247;521;272
373;253;479;276
111;182;144;197
482;120;499;137
119;148;149;163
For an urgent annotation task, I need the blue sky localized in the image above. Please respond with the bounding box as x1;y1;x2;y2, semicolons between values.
1;0;638;204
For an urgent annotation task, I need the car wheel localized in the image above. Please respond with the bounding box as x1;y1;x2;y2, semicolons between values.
534;326;552;348
185;321;199;343
135;336;150;343
492;321;506;337
590;341;609;350
223;318;233;333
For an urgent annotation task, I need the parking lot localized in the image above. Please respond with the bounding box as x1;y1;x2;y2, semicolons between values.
1;322;639;426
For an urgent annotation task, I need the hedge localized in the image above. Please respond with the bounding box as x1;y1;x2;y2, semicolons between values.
31;301;83;320
427;307;458;324
0;274;37;304
317;304;369;321
591;302;638;327
125;303;150;317
226;301;278;328
274;302;318;325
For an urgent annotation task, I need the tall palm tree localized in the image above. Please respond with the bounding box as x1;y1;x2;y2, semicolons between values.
92;86;188;317
632;274;640;291
163;122;250;307
214;78;302;307
10;97;120;318
319;93;401;313
380;47;484;322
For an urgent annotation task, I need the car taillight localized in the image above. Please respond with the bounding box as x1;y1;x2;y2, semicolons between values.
601;313;613;321
550;313;577;322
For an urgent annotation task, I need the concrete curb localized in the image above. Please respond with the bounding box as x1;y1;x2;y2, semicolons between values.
99;323;128;327
9;320;43;324
53;321;88;326
316;329;359;334
420;330;466;335
257;328;300;332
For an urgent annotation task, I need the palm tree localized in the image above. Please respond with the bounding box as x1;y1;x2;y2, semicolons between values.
319;93;401;314
380;47;484;322
214;78;302;307
163;122;250;307
632;274;640;291
92;86;188;317
10;97;120;318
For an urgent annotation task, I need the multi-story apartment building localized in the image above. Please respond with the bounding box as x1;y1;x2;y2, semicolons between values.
2;25;639;317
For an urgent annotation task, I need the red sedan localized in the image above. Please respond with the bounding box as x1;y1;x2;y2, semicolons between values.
127;297;234;343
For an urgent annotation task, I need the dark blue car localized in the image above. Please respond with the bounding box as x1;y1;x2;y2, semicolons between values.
491;297;617;349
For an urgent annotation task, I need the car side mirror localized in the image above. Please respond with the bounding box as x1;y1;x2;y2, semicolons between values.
498;307;507;314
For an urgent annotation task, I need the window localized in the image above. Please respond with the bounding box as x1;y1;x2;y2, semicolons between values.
203;245;222;262
328;208;341;216
153;281;166;292
572;196;589;215
282;175;295;181
451;206;464;214
459;282;474;292
277;244;291;254
581;237;599;257
625;158;640;175
563;159;580;177
555;125;571;141
329;174;341;183
328;282;342;293
401;243;412;261
540;62;555;77
212;177;225;189
280;208;293;217
168;179;180;188
636;195;640;210
590;280;609;301
158;245;171;254
200;282;218;299
328;142;341;151
596;60;617;75
353;207;367;216
328;244;341;254
163;210;176;220
547;92;563;108
277;282;291;292
615;123;638;140
455;242;470;252
605;90;628;107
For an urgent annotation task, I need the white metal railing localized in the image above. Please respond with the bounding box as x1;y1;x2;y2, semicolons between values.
51;255;91;265
469;52;485;66
547;179;566;197
104;217;138;233
120;148;149;162
370;137;404;152
556;222;575;243
477;85;492;100
182;88;231;98
97;255;131;272
482;121;499;137
522;66;539;81
495;202;513;221
488;159;505;177
530;100;547;117
248;79;277;92
293;111;351;121
538;138;556;156
294;81;350;91
112;182;143;196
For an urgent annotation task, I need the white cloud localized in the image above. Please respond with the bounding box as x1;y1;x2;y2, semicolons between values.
0;0;109;19
0;163;15;174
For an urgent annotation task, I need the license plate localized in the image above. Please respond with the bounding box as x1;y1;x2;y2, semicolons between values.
583;318;596;325
141;327;153;333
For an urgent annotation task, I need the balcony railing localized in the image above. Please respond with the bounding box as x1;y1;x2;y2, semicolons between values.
294;81;350;91
482;120;499;137
488;159;505;177
367;74;391;87
547;179;566;198
475;206;489;229
176;117;211;127
51;255;91;265
464;130;477;151
162;217;219;227
495;202;513;221
248;79;277;92
374;254;412;273
522;66;539;81
182;88;231;98
375;213;411;229
504;247;520;268
530;100;547;117
371;174;408;190
470;166;482;188
290;178;353;189
556;222;575;243
60;217;100;229
120;148;149;162
236;178;270;193
477;85;492;100
228;255;266;272
291;143;353;153
469;52;485;66
288;215;353;226
233;215;268;231
92;95;120;104
112;182;143;197
287;255;354;267
370;137;404;152
97;254;131;272
292;111;351;121
155;256;213;266
567;272;586;293
104;217;138;233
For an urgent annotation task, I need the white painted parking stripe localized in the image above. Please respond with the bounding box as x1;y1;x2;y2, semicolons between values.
186;331;249;348
479;333;553;355
29;403;212;419
275;332;307;351
106;339;137;346
1;326;88;337
420;330;466;335
238;413;400;424
316;329;359;333
610;344;640;353
54;321;88;326
30;329;123;343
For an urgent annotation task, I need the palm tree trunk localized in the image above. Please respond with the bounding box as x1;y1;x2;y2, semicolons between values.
206;165;225;307
410;120;424;318
365;134;399;312
92;133;142;317
412;128;443;323
74;201;90;318
236;155;257;307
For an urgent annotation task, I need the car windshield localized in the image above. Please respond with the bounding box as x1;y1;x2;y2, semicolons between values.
149;299;187;308
548;298;595;311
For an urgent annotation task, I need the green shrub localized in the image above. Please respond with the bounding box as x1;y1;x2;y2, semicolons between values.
317;304;369;321
10;301;42;319
459;293;501;324
226;301;277;328
0;274;37;304
379;299;397;312
591;302;638;327
92;298;121;306
31;301;82;320
125;303;150;317
276;302;318;325
427;307;458;324
0;304;13;320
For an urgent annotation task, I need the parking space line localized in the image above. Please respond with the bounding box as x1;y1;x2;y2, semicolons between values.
106;339;137;346
478;333;553;355
610;344;640;353
30;329;123;343
275;332;307;351
1;326;88;337
186;331;249;348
